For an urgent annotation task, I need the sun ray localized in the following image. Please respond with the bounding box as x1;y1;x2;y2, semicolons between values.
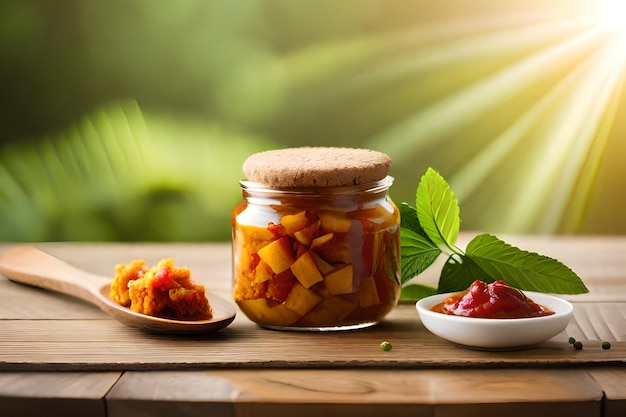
465;42;623;233
449;57;586;203
538;43;626;232
279;7;594;124
558;62;626;232
366;24;607;162
594;0;626;55
338;15;594;99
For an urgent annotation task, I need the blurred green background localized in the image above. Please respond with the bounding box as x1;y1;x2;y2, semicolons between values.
1;0;625;242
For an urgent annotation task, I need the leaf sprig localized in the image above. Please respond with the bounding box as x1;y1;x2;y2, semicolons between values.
400;168;588;299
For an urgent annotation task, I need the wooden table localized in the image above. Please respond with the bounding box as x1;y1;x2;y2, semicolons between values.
1;235;625;417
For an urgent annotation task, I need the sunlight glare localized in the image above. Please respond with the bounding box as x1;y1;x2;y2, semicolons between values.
596;0;626;54
363;1;626;233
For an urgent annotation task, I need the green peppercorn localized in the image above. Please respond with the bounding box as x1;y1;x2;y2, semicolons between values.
602;341;611;350
573;341;583;350
568;337;576;344
380;341;392;351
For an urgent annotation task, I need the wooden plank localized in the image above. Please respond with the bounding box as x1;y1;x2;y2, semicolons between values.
105;369;602;417
569;303;626;342
0;306;624;371
588;369;626;417
0;240;624;369
0;371;121;417
0;240;623;415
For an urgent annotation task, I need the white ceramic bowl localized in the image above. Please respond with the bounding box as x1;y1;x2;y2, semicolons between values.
416;291;573;349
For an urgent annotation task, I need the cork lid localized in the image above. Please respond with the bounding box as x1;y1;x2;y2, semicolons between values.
242;147;391;188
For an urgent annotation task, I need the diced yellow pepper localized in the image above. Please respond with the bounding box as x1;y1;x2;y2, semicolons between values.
297;295;357;326
254;260;273;283
238;298;301;325
324;264;353;295
359;275;381;308
257;237;294;274
290;252;324;288
310;252;335;276
283;282;323;316
310;232;334;250
280;211;309;236
318;211;352;233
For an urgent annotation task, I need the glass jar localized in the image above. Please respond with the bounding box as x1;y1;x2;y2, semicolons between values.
231;176;401;331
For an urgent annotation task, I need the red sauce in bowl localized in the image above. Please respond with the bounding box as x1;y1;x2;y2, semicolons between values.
431;280;554;319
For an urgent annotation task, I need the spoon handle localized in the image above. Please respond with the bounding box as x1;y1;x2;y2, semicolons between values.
0;245;109;307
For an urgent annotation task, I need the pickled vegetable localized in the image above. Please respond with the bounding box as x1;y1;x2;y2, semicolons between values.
232;199;401;329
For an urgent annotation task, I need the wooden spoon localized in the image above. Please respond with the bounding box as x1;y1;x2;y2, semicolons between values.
0;245;236;334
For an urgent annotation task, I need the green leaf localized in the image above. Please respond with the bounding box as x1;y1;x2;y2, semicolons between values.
399;202;441;283
400;227;441;283
438;254;488;293
465;234;589;294
400;168;589;297
399;202;422;233
415;167;460;251
400;283;438;300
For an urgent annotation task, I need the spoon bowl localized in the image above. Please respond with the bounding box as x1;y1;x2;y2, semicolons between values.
0;245;236;334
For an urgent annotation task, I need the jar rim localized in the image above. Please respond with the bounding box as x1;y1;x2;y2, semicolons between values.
239;175;394;196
